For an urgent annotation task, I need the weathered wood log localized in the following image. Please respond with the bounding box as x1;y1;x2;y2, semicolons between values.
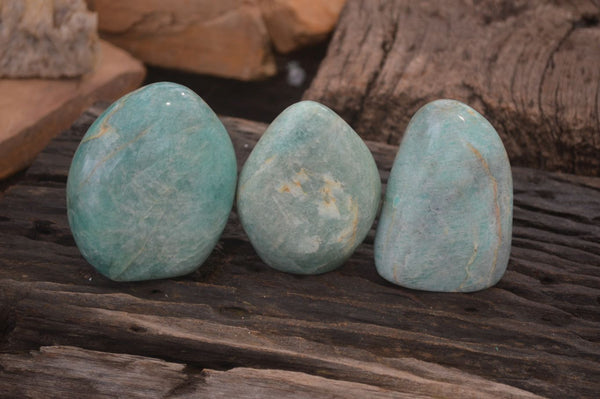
0;107;599;398
0;346;539;399
304;0;600;176
0;346;193;399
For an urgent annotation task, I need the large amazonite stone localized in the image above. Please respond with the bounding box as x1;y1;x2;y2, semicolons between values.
67;82;237;281
238;101;381;275
375;99;512;292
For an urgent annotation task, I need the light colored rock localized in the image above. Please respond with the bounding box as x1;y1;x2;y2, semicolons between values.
87;0;276;81
237;101;381;275
67;82;237;281
0;0;99;78
375;100;513;292
259;0;346;53
0;41;145;179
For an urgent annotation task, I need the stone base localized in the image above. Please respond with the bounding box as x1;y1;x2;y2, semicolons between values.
0;40;145;179
260;0;346;53
87;0;347;80
87;0;276;81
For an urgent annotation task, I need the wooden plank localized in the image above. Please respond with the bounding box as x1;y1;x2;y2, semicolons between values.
1;345;527;399
0;107;599;398
0;346;190;399
304;0;600;176
1;280;549;399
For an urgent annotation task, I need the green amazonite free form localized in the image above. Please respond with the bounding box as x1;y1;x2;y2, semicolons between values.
237;101;381;275
375;99;513;292
67;82;237;281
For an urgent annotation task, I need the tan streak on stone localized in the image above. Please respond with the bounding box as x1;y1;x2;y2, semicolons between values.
465;142;502;278
238;155;277;193
81;123;112;143
337;198;359;247
458;231;479;291
79;126;153;188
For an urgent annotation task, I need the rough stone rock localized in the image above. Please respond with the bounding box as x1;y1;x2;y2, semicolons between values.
375;100;513;292
0;0;99;78
259;0;347;53
237;101;381;275
86;0;276;81
67;82;237;281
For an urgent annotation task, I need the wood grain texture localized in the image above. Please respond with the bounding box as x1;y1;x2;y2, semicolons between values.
1;107;599;398
0;346;535;399
0;346;191;399
304;0;600;176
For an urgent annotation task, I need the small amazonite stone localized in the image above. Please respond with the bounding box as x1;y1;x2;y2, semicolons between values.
237;101;381;274
374;99;513;292
67;82;237;281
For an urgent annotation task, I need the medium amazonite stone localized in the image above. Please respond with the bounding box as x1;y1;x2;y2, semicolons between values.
374;99;513;292
238;101;381;274
67;82;237;281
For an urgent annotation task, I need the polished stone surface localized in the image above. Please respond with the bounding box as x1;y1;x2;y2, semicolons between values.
237;101;381;274
375;99;513;292
67;82;237;281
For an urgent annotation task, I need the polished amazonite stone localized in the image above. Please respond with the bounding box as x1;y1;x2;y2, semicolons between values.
237;101;381;274
67;82;237;281
374;99;513;292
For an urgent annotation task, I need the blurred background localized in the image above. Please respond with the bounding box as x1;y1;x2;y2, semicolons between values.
89;0;343;122
0;0;344;182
